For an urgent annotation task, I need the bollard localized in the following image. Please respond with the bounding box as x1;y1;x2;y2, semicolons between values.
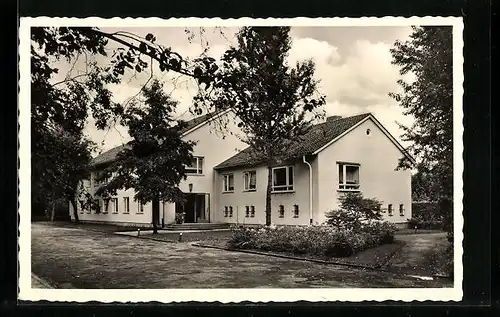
178;232;183;242
414;226;417;234
137;229;141;237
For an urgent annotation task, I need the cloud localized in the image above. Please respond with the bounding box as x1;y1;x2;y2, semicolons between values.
288;37;341;66
323;101;412;147
54;27;412;153
309;39;402;107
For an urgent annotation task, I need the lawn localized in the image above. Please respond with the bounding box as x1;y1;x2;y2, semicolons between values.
384;232;451;277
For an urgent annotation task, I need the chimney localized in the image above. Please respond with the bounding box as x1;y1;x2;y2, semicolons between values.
326;115;342;122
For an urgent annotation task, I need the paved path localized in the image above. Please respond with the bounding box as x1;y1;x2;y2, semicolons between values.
30;223;451;289
388;233;449;276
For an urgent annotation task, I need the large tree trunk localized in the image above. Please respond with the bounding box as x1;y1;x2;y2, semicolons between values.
70;198;79;223
265;165;273;226
152;197;160;234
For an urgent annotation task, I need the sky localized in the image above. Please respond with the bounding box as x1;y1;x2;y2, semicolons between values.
52;26;415;155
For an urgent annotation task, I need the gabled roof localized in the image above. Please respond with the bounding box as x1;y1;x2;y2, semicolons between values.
90;111;222;167
214;113;372;170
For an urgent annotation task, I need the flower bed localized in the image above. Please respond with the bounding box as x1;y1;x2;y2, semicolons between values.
227;222;396;258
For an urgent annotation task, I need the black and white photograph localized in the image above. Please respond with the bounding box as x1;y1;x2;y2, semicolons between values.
19;17;463;302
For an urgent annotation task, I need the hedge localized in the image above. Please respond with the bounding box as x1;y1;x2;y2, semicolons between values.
227;222;396;258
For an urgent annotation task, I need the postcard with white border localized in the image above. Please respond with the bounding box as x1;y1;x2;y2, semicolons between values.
19;17;464;302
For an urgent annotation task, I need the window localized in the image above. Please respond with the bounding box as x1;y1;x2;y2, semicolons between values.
224;206;228;217
399;204;404;216
278;205;285;218
137;201;144;214
243;171;257;191
223;174;235;192
388;204;393;216
103;199;110;214
185;156;204;175
112;198;118;213
245;206;250;217
250;205;255;218
293;205;299;218
229;206;233;217
338;163;360;191
123;197;130;214
272;166;294;192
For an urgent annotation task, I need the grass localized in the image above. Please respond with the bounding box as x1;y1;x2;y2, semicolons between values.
384;232;451;277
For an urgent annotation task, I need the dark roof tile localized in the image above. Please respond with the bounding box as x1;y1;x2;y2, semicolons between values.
214;113;371;170
90;112;217;167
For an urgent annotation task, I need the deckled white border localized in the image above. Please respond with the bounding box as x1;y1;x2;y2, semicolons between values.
18;17;464;303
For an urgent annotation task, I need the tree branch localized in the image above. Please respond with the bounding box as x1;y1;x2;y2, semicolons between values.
86;29;193;78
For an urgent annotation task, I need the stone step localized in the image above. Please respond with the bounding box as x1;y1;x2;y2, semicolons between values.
162;223;230;231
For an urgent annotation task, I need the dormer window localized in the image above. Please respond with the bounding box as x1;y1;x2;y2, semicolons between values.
185;156;204;175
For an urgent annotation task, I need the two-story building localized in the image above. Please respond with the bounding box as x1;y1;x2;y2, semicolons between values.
70;111;413;228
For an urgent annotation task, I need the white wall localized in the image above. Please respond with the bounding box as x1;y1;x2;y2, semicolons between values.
69;187;154;226
215;162;312;225
315;118;412;224
71;111;247;225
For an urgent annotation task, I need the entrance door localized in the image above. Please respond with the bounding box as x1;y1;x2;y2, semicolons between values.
194;194;206;223
183;194;196;223
181;193;208;223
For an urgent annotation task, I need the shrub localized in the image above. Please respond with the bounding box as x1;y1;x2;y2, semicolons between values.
411;201;450;231
228;222;396;258
325;192;383;230
407;217;444;230
174;212;185;224
227;226;255;249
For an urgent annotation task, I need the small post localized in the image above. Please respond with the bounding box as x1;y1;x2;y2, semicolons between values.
137;229;141;237
414;225;418;234
178;232;183;242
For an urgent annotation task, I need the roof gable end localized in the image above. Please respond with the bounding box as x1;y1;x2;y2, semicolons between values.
312;113;415;164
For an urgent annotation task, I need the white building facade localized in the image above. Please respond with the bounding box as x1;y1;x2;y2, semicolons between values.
70;112;412;228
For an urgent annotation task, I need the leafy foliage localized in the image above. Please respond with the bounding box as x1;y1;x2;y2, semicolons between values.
407;202;445;230
228;223;396;258
96;79;194;205
389;26;453;231
196;27;326;225
30;27;217;220
325;192;383;230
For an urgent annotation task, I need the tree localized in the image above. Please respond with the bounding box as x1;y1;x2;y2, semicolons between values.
31;27;217;220
325;192;383;230
33;126;95;221
196;27;325;225
389;26;453;232
96;80;195;233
